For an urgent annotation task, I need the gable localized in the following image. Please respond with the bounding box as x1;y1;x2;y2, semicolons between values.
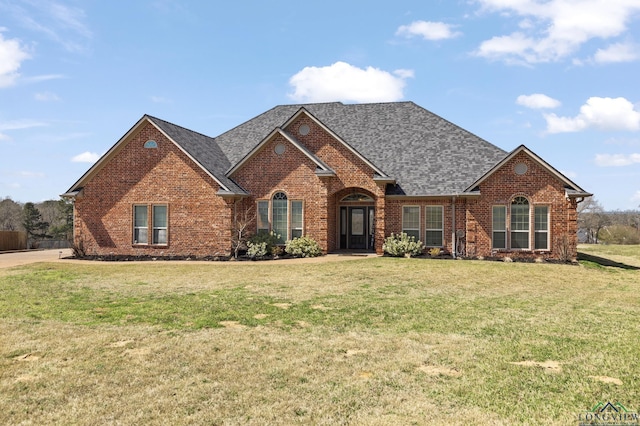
464;145;591;198
227;126;335;177
214;102;507;196
64;116;247;198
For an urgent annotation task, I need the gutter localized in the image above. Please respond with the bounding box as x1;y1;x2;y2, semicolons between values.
451;196;456;259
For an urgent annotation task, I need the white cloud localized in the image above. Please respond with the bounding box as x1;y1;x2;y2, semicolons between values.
71;151;101;163
24;74;65;83
3;0;91;53
0;32;30;88
35;91;60;101
593;42;640;63
151;95;171;103
396;21;462;40
631;190;640;204
560;170;577;179
594;153;640;167
474;0;640;64
544;97;640;133
517;93;561;109
0;119;47;140
288;62;413;103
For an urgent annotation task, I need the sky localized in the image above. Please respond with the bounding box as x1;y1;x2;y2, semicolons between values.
1;0;640;211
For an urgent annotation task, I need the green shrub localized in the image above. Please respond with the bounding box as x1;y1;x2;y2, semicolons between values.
246;241;268;259
248;231;281;257
285;236;322;258
383;232;424;257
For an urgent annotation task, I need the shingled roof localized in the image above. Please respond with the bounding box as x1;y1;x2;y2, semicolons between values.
147;116;246;194
215;102;508;196
65;102;512;197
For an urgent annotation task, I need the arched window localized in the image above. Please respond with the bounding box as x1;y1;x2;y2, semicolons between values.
272;192;288;243
510;196;530;249
341;193;374;202
256;192;304;243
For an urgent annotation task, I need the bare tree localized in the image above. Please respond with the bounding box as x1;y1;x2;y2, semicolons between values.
577;198;609;244
0;197;24;231
231;206;256;259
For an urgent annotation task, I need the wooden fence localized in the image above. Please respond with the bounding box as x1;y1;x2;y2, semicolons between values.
0;231;28;251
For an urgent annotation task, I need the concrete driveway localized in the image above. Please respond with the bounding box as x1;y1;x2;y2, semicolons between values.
0;249;73;268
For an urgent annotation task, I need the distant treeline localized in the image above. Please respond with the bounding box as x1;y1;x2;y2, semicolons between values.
578;198;640;244
0;197;73;248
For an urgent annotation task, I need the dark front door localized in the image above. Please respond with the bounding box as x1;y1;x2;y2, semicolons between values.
340;206;374;250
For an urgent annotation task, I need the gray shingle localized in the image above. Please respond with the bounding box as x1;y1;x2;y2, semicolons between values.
147;115;247;194
214;102;508;195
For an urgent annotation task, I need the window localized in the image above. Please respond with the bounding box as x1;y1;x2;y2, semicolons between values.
133;205;148;244
256;192;304;242
425;206;443;247
291;201;303;239
492;206;507;249
153;205;167;244
402;206;420;240
133;204;167;245
534;206;549;250
272;192;288;243
510;197;530;249
257;200;269;234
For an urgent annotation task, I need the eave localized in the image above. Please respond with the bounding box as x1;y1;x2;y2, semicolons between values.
463;144;590;195
227;127;336;177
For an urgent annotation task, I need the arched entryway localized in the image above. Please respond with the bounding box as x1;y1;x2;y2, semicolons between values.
338;191;375;251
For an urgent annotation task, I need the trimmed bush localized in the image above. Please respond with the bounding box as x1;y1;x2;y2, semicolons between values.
248;231;281;258
383;232;424;257
285;236;322;258
246;241;268;259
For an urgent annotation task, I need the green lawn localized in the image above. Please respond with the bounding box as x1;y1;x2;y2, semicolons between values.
1;245;639;425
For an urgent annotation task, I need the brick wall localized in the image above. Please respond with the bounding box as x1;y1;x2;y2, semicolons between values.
465;151;578;260
73;117;579;260
231;113;386;253
73;122;233;257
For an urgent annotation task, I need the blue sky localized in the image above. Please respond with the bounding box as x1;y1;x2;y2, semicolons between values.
1;0;639;210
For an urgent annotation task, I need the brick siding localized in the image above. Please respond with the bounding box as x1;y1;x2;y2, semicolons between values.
73;122;233;257
73;119;579;260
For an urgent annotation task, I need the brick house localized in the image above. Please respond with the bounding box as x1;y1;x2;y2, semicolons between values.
63;102;591;259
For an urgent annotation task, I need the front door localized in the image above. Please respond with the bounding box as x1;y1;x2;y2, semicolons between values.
340;206;375;250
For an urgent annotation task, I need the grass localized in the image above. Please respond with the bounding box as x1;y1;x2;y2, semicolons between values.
1;245;639;425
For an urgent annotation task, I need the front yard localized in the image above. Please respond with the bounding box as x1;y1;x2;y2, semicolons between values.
1;245;639;425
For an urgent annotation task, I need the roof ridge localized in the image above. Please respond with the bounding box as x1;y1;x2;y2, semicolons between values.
145;114;216;140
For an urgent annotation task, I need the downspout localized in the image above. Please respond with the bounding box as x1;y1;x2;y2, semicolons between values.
451;196;456;259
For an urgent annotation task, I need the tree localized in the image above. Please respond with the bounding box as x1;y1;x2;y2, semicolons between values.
231;206;256;259
40;199;73;241
0;197;23;231
22;202;50;247
577;198;609;244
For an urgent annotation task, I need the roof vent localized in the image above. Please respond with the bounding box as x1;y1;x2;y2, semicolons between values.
514;162;527;175
299;124;310;136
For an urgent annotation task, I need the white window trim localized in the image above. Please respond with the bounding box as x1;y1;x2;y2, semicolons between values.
510;197;530;250
133;203;168;246
290;200;304;239
152;204;168;246
534;205;550;251
492;205;507;250
133;205;148;245
257;195;304;241
257;200;269;234
425;205;444;247
402;205;421;239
